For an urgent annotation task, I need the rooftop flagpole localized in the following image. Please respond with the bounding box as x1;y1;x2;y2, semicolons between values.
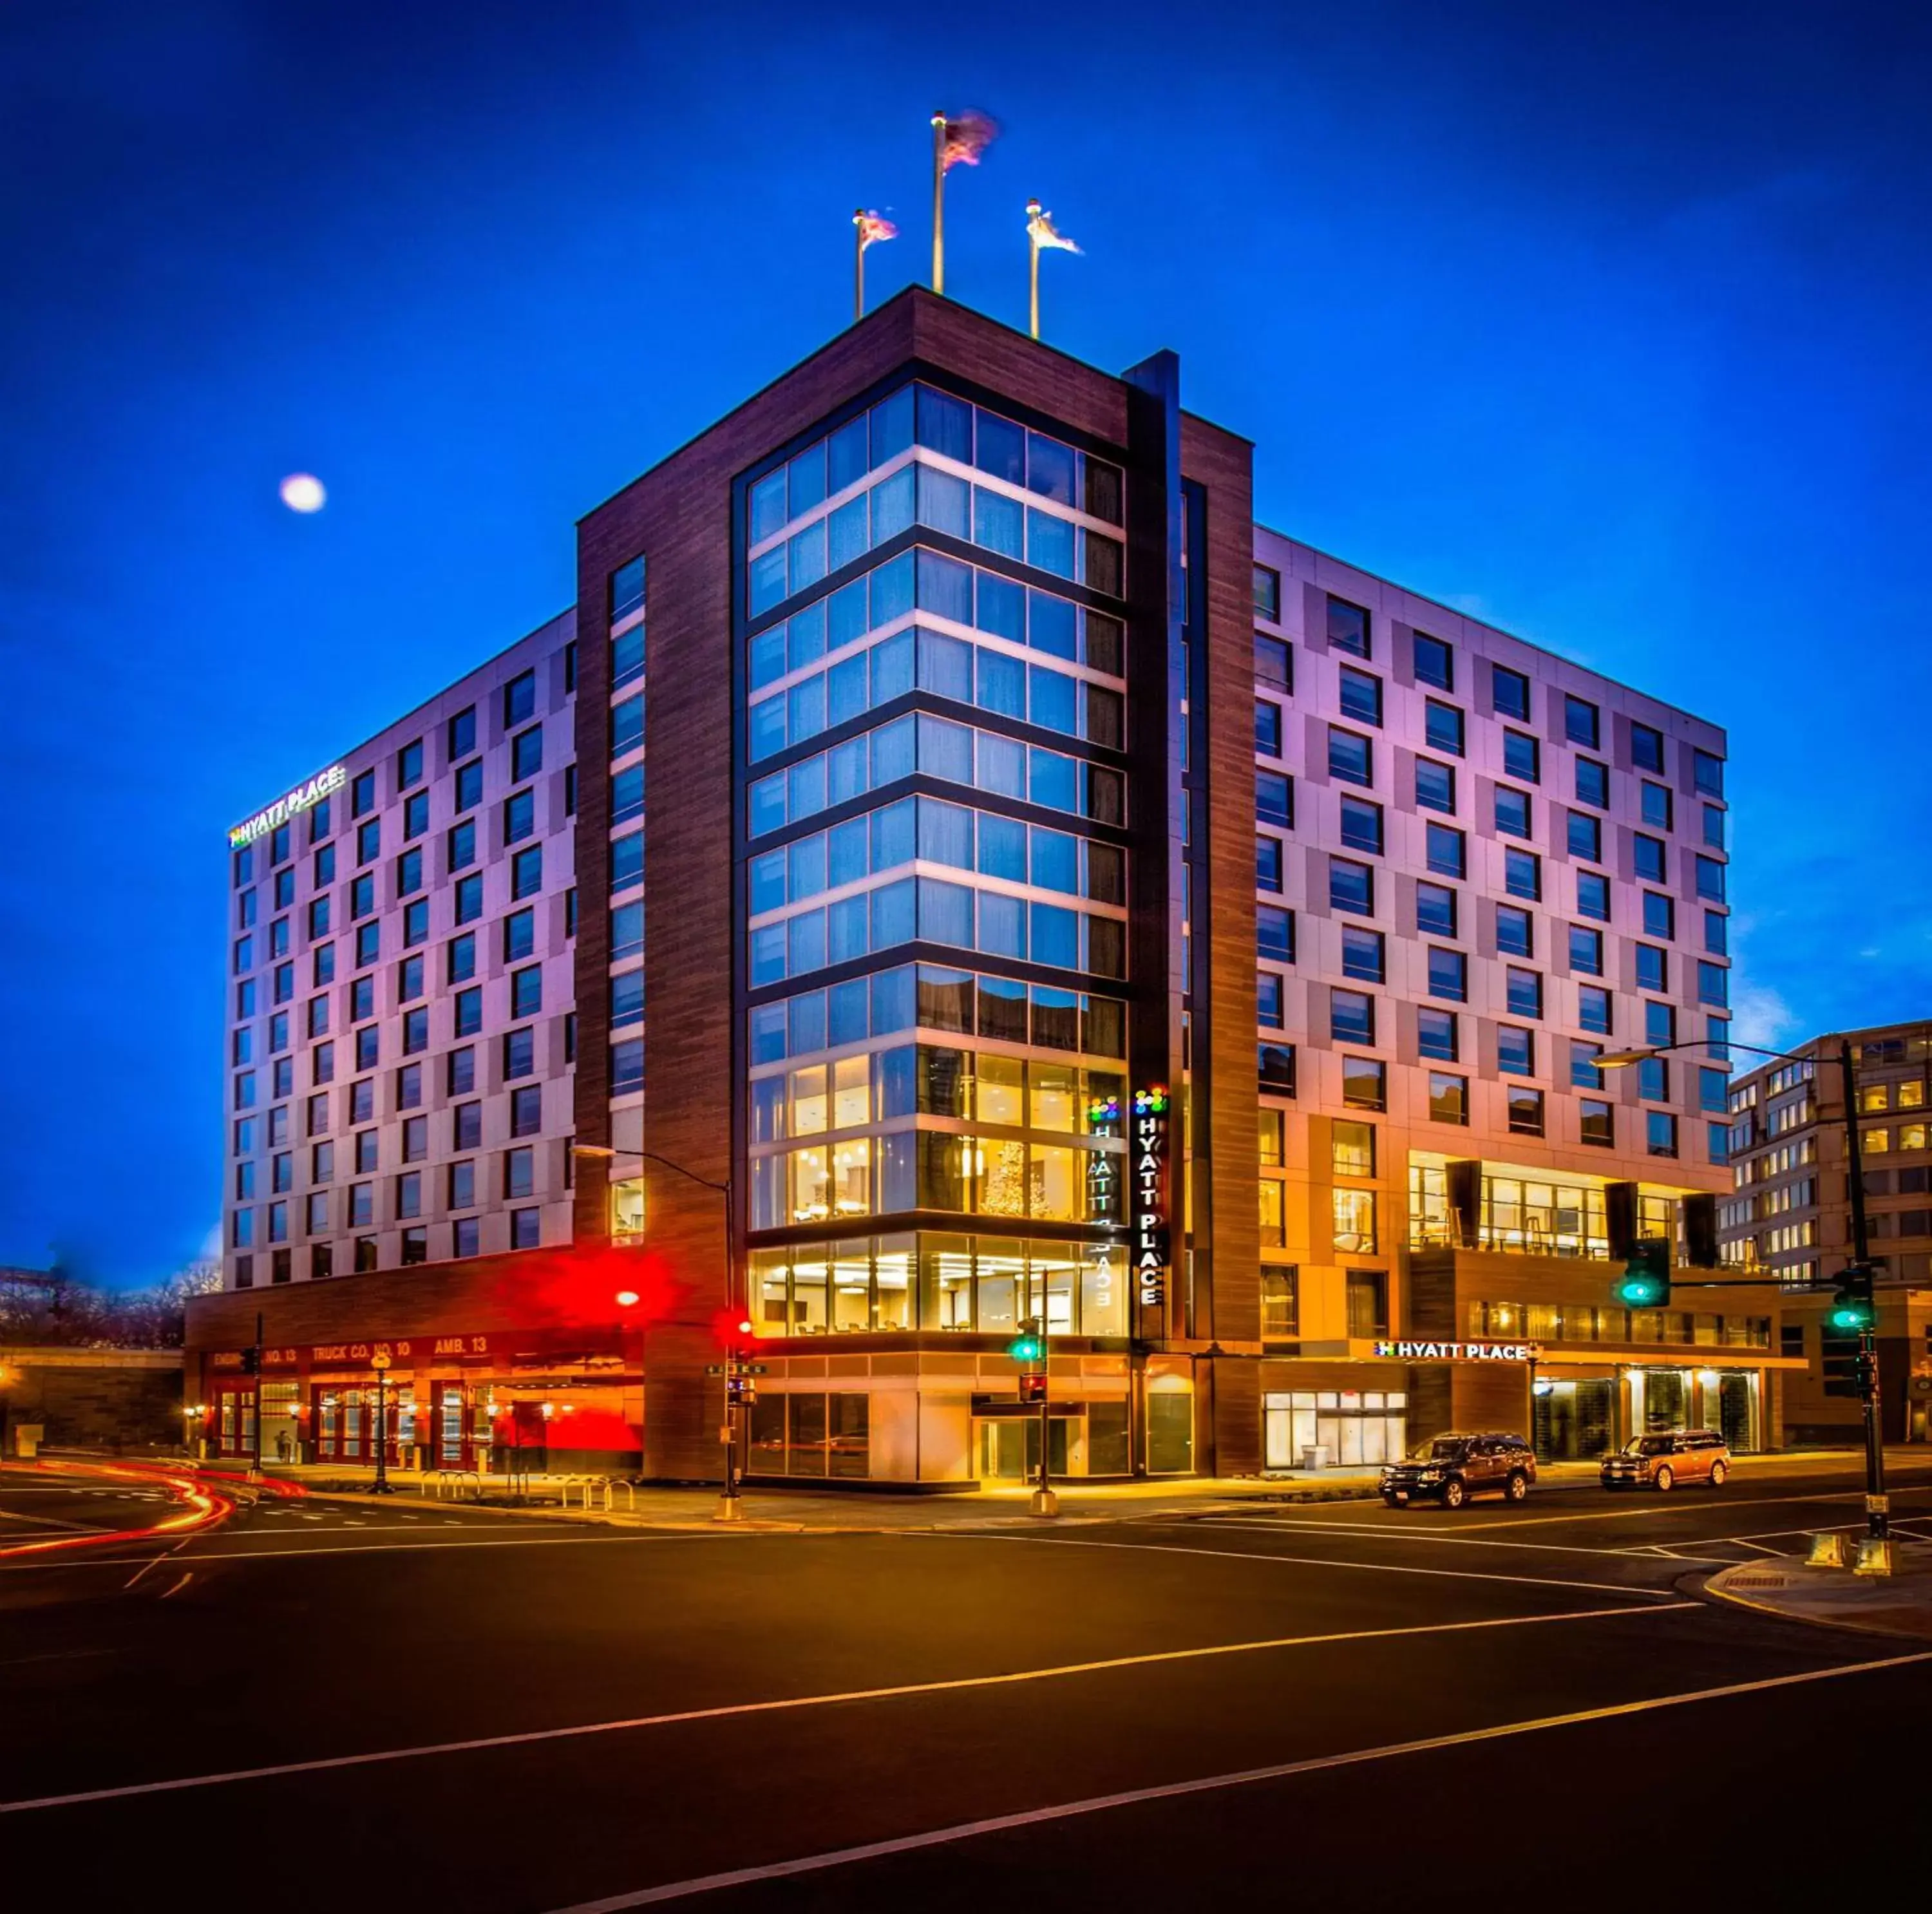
854;207;866;321
931;113;947;294
1024;200;1081;344
1027;198;1042;339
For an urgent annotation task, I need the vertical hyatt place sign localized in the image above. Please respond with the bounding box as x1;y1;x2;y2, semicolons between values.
1132;1086;1170;1318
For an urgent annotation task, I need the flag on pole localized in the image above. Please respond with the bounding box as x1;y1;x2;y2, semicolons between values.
937;109;999;171
1026;204;1081;254
853;210;896;321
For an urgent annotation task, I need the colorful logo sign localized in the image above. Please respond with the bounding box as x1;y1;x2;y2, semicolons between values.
1372;1340;1539;1363
229;763;347;850
1133;1086;1170;1309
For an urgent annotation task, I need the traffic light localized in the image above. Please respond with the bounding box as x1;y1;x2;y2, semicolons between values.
1827;1262;1877;1334
1008;1321;1045;1366
1615;1240;1671;1309
1019;1373;1048;1404
238;1348;261;1376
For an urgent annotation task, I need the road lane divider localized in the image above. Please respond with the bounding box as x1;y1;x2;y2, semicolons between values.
0;1601;1696;1815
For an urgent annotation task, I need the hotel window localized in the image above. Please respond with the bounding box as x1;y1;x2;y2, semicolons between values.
1329;858;1374;916
1259;1180;1287;1249
355;923;379;967
1332;1119;1376;1177
1508;1086;1546;1137
511;1084;543;1137
1255;699;1283;757
1413;632;1453;691
272;821;293;867
1327;595;1369;658
1633;833;1665;882
1260;1266;1298;1338
1492;664;1530;721
1340;795;1383;855
397;738;424;789
1636;944;1667;993
1704;909;1728;956
354;1130;379;1174
351;769;376;817
234;845;255;888
404;790;430;840
312;945;335;988
504;1027;535;1079
348;1079;374;1124
1503;730;1540;784
1257;905;1294;962
1256;634;1291;689
1423;699;1464;757
448;1159;476;1210
1334;1188;1378;1253
1569;925;1604;975
357;819;380;865
512;846;543;900
1496;905;1533;958
1506;968;1543;1019
1253;565;1282;623
1695;855;1726;903
396;848;424;897
1343;1055;1387;1110
1419;1008;1458;1062
1415;759;1456;815
511;726;543;783
504;789;535;846
505;908;535;962
1693;749;1724;797
396;1063;423;1110
504;669;536;728
402;898;429;947
1571;1041;1605;1089
306;996;329;1039
1698;960;1729;1008
1567;811;1602;863
1497;1025;1534;1077
1259;1043;1297;1095
1702;804;1725;851
449;706;477;758
1256;770;1292;826
1574;757;1609;809
1429;1072;1469;1125
448;1047;475;1095
1564;695;1600;748
1341;925;1385;983
303;1194;328;1238
1637;1055;1668;1102
350;873;374;921
1328;726;1372;786
1416;882;1456;938
510;964;542;1019
1258;1110;1285;1166
1493;786;1531;839
1257;971;1285;1028
1631;722;1665;773
1700;1066;1729;1113
1425;823;1465;878
1579;985;1613;1034
1643;891;1675;940
1641;781;1672;831
1331;989;1374;1043
1256;835;1283;893
402;1007;429;1056
1427;947;1468;1003
1338;667;1383;726
401;1115;428;1163
354;1027;379;1072
453;1101;482;1150
353;1238;377;1273
611;902;643;962
455;760;483;813
1580;1099;1615;1147
1496;849;1539;904
1647;1111;1680;1159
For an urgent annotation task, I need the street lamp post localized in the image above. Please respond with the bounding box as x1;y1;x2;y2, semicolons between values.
1599;1034;1890;1568
369;1350;393;1494
573;1142;743;1521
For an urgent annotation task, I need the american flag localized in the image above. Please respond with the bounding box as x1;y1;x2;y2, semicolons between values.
855;211;898;250
938;109;998;171
1027;205;1081;254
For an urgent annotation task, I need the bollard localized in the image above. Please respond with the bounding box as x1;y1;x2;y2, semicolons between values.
1853;1537;1896;1578
1806;1531;1850;1569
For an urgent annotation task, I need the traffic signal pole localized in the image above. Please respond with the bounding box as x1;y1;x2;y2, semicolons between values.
1839;1038;1889;1562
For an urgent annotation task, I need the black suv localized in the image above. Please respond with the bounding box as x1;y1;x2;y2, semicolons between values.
1381;1432;1537;1510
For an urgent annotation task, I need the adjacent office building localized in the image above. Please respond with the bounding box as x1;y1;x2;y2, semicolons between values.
187;288;1795;1481
1721;1020;1932;1445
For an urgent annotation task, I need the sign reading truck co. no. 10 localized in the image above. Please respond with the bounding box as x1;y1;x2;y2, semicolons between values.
1132;1086;1171;1309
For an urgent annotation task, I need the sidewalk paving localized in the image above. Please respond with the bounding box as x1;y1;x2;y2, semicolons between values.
1707;1544;1932;1642
208;1445;1924;1534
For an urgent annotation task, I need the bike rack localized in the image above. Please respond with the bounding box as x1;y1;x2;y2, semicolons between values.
427;1468;483;1501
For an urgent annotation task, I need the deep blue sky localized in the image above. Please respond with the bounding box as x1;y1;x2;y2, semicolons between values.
3;1;1927;1284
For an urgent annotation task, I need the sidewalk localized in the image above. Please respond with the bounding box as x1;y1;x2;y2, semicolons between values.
1707;1544;1932;1642
209;1446;1922;1533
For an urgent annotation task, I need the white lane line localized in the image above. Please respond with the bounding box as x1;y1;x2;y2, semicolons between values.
0;1508;109;1534
1730;1539;1794;1557
542;1647;1932;1911
1184;1519;1728;1563
932;1531;1683;1599
1448;1486;1932;1532
157;1572;193;1601
0;1601;1694;1815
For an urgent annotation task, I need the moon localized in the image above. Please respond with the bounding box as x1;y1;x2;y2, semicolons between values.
279;473;327;513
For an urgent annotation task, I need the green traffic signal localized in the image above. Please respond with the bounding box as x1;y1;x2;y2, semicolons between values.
1615;1272;1666;1307
1829;1262;1877;1334
1008;1334;1043;1364
1827;1298;1875;1332
1614;1240;1671;1310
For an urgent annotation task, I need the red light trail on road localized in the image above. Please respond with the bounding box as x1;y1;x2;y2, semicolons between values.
0;1459;237;1561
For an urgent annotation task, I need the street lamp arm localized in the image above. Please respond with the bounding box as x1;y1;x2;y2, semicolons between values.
1596;1037;1812;1070
573;1142;728;1199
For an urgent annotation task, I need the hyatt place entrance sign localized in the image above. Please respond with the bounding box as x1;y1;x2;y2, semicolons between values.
229;764;346;850
1373;1340;1539;1363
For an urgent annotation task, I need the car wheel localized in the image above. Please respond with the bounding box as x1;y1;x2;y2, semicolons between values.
1441;1477;1468;1510
1654;1464;1674;1493
1709;1461;1728;1488
1504;1470;1529;1503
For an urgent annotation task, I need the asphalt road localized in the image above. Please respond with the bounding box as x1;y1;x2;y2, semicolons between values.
3;1460;1927;1911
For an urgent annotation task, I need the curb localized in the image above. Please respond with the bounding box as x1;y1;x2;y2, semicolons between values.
1700;1560;1932;1644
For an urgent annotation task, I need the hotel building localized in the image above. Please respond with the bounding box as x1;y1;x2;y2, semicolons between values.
1721;1019;1932;1446
187;288;1797;1481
